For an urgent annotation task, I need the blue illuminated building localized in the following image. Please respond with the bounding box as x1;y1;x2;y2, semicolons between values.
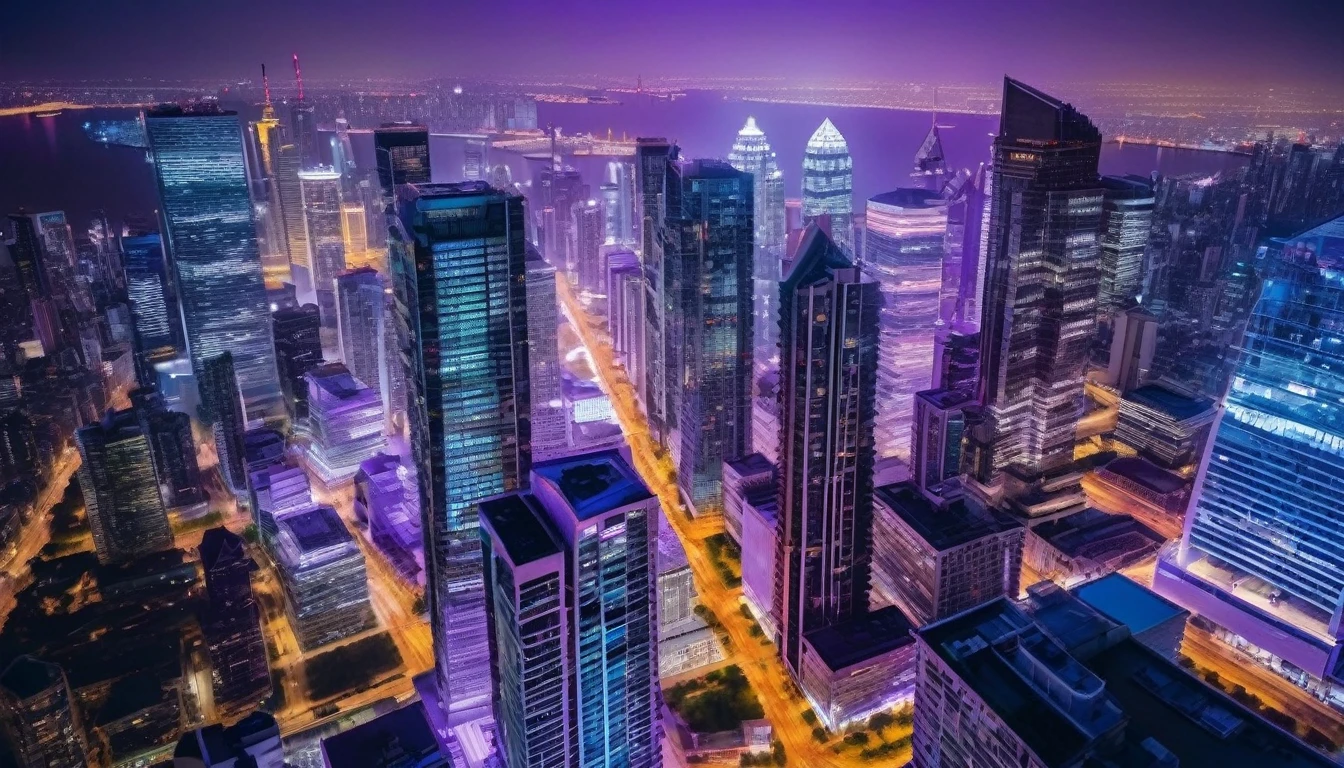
121;233;180;364
388;181;531;727
144;104;282;423
480;449;661;768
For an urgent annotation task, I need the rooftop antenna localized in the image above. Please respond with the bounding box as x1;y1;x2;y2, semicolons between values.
292;53;304;101
262;64;272;106
932;86;938;128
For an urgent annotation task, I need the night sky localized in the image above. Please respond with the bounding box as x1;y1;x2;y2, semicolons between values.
3;0;1341;89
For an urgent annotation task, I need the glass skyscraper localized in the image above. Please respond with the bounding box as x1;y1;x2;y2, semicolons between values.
299;167;347;337
375;124;432;202
274;143;312;297
145;104;283;423
1097;175;1156;322
864;189;948;461
122;232;180;362
525;249;568;461
973;78;1103;495
729;117;787;371
334;267;391;428
774;226;881;676
76;408;173;565
389;181;531;727
802;118;854;255
636;138;677;446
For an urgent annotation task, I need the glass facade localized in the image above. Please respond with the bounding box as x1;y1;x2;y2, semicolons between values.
389;181;531;724
334;267;387;420
636;139;677;445
145;105;283;423
729;117;788;371
774;228;881;675
299;168;347;333
864;189;948;461
1098;176;1155;321
802;119;854;255
526;251;568;460
374;125;432;201
274;144;312;296
122;232;180;361
305;363;386;485
76;409;173;565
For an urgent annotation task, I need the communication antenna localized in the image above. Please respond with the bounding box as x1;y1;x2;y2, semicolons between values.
262;64;271;105
292;53;304;101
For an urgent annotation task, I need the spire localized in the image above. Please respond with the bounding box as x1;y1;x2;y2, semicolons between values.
292;53;304;101
740;116;762;136
807;118;846;150
262;64;271;106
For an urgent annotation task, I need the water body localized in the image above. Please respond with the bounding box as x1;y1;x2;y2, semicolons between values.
0;94;1246;233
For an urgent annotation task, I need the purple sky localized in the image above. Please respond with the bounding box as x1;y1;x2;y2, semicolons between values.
4;0;1341;90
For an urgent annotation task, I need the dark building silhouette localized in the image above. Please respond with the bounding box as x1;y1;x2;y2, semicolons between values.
199;527;271;714
199;352;248;493
271;303;323;420
0;656;90;768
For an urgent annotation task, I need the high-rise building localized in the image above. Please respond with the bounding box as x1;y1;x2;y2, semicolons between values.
0;656;90;768
973;78;1103;498
670;160;755;513
606;249;643;381
910;387;976;502
130;387;206;511
274;144;312;297
374;124;431;202
910;120;949;192
304;363;385;485
774;226;881;676
525;250;567;460
864;189;948;461
1156;214;1344;697
76;408;173;564
340;202;368;257
275;505;376;650
600;160;635;244
729;117;788;370
122;233;181;364
199;527;271;713
1097;176;1155;322
480;450;661;768
573;199;603;292
145;104;283;422
1103;306;1157;392
299;168;348;335
388;181;531;725
200;352;249;493
802;119;854;254
334;267;387;409
272;303;323;421
636;138;677;444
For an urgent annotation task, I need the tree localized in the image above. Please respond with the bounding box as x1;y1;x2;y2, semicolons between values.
801;709;817;725
845;731;869;746
772;739;786;766
868;712;895;732
812;726;828;743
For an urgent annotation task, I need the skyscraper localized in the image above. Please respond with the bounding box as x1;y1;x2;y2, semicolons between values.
802;119;854;254
304;363;385;485
200;352;249;493
600;160;635;244
774;226;881;676
480;450;661;768
76;408;173;564
636;138;677;444
0;657;90;768
145;104;283;422
274;144;312;297
1097;175;1156;322
973;78;1103;498
199;527;271;713
275;506;376;650
131;387;206;511
525;250;567;460
863;189;948;461
573;199;603;292
374;124;432;202
728;116;788;370
121;232;181;364
299;168;347;337
272;303;323;421
334;267;389;422
388;181;531;726
670;160;755;513
910;120;949;192
290;56;319;170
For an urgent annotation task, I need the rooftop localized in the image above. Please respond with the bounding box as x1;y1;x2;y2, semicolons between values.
1032;508;1164;562
533;449;652;520
1098;457;1188;495
279;506;352;554
868;188;944;210
874;482;1018;551
803;605;916;671
322;702;445;768
726;452;775;478
308;363;370;398
480;492;560;566
0;657;61;699
1073;574;1188;637
1123;384;1215;422
916;386;977;410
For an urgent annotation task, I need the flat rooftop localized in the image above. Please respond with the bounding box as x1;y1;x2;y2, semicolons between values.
322;702;443;768
1030;508;1163;559
874;482;1017;551
868;187;944;209
803;605;916;671
480;493;560;566
279;506;352;553
1073;573;1187;637
726;452;775;479
1123;384;1215;422
1098;456;1188;495
533;449;652;520
308;363;369;398
656;511;689;574
916;386;976;410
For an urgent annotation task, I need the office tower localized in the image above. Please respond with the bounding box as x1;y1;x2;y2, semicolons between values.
332;116;357;181
131;389;206;510
463;136;487;181
722;452;775;544
174;712;284;768
911;596;1326;768
932;327;980;392
656;517;724;677
635;138;676;444
272;303;323;420
951;164;989;329
121;233;181;363
534;168;587;270
0;657;89;768
145;104;283;422
299;168;348;335
729;117;788;369
254;66;281;176
340;202;368;256
304;363;385;485
601;160;635;244
606;249;643;379
199;527;270;713
1097;176;1154;323
751;370;782;465
355;453;425;587
274;144;312;296
974;79;1103;497
320;702;450;768
802;119;854;254
525;251;567;460
668;160;754;513
249;459;314;542
290;55;319;169
1103;306;1157;392
76;408;173;564
275;505;375;650
1156;214;1344;694
480;450;661;768
864;189;948;461
774;226;881;675
374;124;431;201
573;199;603;291
388;182;531;724
911;387;976;501
1114;384;1215;470
7;211;83;314
335;267;386;401
911;119;949;192
871;483;1022;625
200;352;249;493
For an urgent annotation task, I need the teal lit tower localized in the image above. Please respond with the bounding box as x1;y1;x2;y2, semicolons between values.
145;103;283;423
389;181;531;728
